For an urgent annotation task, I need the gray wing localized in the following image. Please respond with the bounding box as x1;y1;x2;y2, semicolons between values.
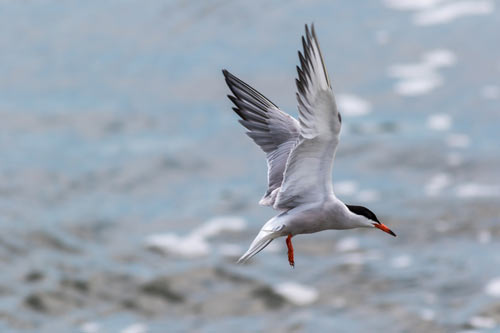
222;70;300;207
274;24;341;210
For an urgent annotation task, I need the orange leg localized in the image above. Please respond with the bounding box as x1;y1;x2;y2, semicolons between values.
286;234;295;267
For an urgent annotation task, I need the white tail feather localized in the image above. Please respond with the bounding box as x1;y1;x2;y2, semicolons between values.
237;238;273;263
237;216;285;263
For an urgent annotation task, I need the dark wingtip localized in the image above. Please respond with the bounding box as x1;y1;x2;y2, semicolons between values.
222;69;234;81
304;25;311;47
311;23;318;42
227;94;238;104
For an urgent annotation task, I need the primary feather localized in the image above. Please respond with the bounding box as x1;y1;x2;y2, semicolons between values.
273;24;341;210
222;69;300;207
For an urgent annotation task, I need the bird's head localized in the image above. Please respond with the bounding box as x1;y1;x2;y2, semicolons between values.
346;205;396;237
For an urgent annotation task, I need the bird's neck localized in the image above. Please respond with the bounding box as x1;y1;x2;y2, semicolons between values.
324;200;372;230
346;212;372;228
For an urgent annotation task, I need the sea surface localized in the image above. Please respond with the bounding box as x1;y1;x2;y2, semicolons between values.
0;0;499;332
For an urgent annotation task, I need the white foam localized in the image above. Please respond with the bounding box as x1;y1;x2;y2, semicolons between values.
337;94;372;116
477;230;491;244
192;217;246;239
336;237;359;252
146;234;210;257
427;113;452;131
384;0;445;10
121;323;148;333
446;133;470;148
391;254;413;268
388;49;455;96
469;316;496;329
334;180;358;196
481;85;499;99
394;76;442;95
357;189;380;203
420;308;436;321
384;0;494;26
486;278;500;297
456;183;500;198
145;216;246;258
415;1;494;26
81;322;100;333
425;173;451;197
424;49;457;67
273;282;319;306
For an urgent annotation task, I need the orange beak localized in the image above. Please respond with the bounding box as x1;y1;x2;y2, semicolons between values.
374;223;396;237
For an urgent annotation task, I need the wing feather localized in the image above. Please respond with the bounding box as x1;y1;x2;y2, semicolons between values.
274;24;341;210
222;70;300;207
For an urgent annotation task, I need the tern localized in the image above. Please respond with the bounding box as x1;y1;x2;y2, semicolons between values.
222;24;396;267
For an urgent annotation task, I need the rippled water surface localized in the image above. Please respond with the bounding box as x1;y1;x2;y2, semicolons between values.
0;0;499;332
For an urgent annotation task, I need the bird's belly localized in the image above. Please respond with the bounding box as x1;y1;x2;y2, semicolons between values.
283;204;354;235
285;211;330;235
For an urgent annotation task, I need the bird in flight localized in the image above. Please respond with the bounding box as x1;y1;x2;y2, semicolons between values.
222;24;396;267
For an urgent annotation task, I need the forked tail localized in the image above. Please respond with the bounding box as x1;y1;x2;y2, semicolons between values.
237;217;285;264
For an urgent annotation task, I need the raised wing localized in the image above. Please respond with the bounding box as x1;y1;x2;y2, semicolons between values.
274;24;341;210
222;70;300;207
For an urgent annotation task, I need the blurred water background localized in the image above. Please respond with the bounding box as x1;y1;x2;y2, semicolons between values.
0;0;500;332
